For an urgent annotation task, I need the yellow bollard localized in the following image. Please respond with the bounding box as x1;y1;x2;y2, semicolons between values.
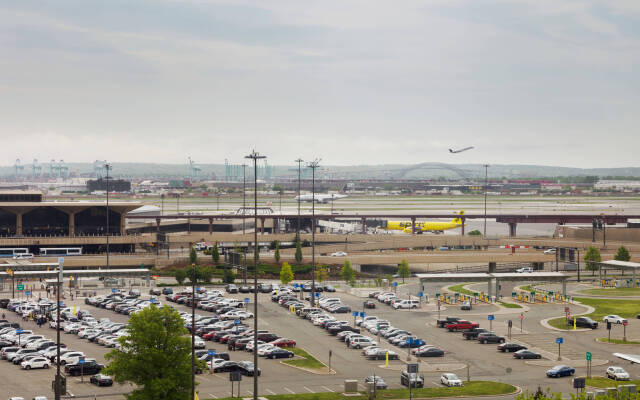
385;351;389;367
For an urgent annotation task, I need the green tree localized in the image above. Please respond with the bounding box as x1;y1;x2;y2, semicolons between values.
341;260;355;286
200;266;214;284
614;246;631;262
103;305;205;400
280;262;294;285
186;265;201;285
222;267;235;284
468;229;482;236
173;269;187;285
584;245;602;276
189;246;198;265
397;259;411;283
274;241;281;263
315;265;329;283
295;236;303;264
212;242;220;265
233;240;241;253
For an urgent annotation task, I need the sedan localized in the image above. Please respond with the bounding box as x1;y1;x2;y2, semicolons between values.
415;347;444;357
265;348;294;359
513;350;541;359
364;376;387;389
366;349;399;360
270;338;296;348
364;300;376;309
606;366;630;381
441;373;463;387
90;374;114;386
21;356;51;370
498;343;527;353
546;365;575;378
603;315;627;324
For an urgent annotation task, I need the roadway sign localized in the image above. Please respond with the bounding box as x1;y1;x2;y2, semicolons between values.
623;321;629;326
407;363;419;373
233;319;241;325
556;337;563;344
315;293;319;297
359;312;365;317
244;298;250;303
488;315;495;321
418;292;423;297
352;311;358;316
208;350;217;356
58;257;64;265
586;352;592;361
111;288;117;293
78;357;86;364
520;313;524;320
393;282;398;287
16;284;24;291
508;320;513;328
564;307;570;313
435;293;440;297
25;291;31;296
16;329;23;334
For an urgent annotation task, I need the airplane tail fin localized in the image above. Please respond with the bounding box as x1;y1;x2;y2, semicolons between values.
451;210;465;224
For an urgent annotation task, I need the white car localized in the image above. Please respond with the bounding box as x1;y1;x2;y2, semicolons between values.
603;315;627;324
606;366;630;381
13;253;34;259
331;252;347;257
441;373;463;387
57;351;85;365
257;344;277;357
516;267;533;273
544;248;556;254
193;337;205;349
21;356;51;370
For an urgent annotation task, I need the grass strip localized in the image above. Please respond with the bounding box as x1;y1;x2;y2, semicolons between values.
573;297;640;319
498;301;522;309
578;288;640;297
448;284;475;296
282;347;326;369
586;377;640;388
207;380;516;400
599;338;640;345
547;317;574;330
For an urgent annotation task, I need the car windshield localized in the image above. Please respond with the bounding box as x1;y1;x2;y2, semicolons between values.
612;367;625;373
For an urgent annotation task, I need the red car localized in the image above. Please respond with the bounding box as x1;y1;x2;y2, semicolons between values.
270;338;296;348
444;320;479;332
202;331;217;341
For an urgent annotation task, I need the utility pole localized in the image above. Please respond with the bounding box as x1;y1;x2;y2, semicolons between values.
191;263;196;400
295;158;303;236
483;164;489;237
55;258;63;400
242;164;247;235
245;150;265;400
307;159;321;307
105;163;111;270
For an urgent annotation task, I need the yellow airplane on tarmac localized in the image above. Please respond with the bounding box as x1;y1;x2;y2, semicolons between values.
385;211;465;234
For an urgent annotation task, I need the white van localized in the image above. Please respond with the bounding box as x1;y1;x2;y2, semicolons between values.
392;299;420;310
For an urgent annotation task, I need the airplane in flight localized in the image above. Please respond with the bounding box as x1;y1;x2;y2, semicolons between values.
614;353;640;364
449;146;474;153
385;211;465;234
295;193;348;204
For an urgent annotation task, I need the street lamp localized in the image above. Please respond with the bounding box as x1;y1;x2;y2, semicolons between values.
307;159;321;307
54;259;63;400
191;263;196;400
483;164;489;237
245;150;265;400
104;163;112;270
295;159;304;236
243;164;247;235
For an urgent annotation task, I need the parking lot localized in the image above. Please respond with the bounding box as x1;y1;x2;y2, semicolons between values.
2;278;639;399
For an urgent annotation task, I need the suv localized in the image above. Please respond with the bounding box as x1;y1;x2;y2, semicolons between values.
65;359;103;376
571;317;598;329
226;284;238;294
444;320;479;332
400;371;424;388
436;317;461;328
463;328;490;340
477;333;505;344
392;300;420;310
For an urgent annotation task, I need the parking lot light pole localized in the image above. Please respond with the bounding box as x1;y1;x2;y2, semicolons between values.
483;164;489;237
307;159;321;307
242;164;247;235
105;163;111;270
246;150;265;400
295;158;303;236
191;262;196;400
55;259;62;400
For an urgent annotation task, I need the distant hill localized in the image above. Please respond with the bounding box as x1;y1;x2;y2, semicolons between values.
1;161;639;180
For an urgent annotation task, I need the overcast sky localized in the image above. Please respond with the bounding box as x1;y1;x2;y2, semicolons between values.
1;0;638;168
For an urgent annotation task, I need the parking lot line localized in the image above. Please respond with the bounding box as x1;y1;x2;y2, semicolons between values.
284;387;295;394
322;385;334;392
266;389;276;395
208;394;217;399
304;386;314;393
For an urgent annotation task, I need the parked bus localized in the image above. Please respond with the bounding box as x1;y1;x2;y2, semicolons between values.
39;247;82;256
0;248;29;257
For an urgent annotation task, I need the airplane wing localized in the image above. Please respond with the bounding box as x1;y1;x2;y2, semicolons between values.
614;353;640;364
450;146;474;153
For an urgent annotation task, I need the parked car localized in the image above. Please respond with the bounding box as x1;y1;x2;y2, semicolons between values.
264;348;294;359
513;350;541;359
64;360;104;376
90;374;114;386
498;343;527;353
364;376;387;389
546;365;575;378
364;300;376;309
436;317;461;328
415;347;444;357
462;328;489;340
21;356;51;370
400;371;424;388
606;366;630;381
603;315;627;325
571;317;598;329
460;301;472;311
237;361;261;376
440;373;462;387
445;320;479;332
477;333;505;344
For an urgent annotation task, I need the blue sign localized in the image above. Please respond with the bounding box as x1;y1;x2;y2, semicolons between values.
418;292;423;297
78;358;86;364
149;298;157;303
111;288;117;293
393;282;398;287
315;293;319;297
406;337;414;345
196;287;201;292
488;315;495;321
58;257;64;265
234;319;241;325
208;350;216;356
59;301;63;306
556;337;563;344
25;291;31;296
352;311;358;316
16;329;23;334
359;312;365;317
244;298;250;303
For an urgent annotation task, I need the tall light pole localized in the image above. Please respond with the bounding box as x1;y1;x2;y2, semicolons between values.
191;263;196;400
483;164;489;237
245;150;265;400
243;164;247;235
105;163;112;270
55;259;63;400
307;159;321;307
295;159;303;236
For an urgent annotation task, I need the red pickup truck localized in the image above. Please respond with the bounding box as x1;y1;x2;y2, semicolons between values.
445;320;479;332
